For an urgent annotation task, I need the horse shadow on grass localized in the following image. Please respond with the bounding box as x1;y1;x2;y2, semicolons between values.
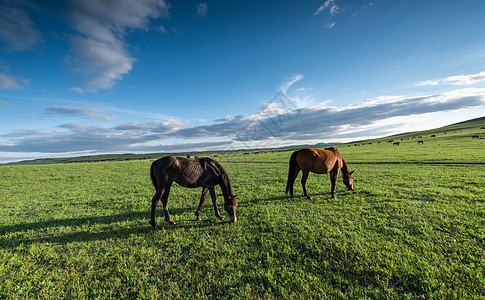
237;190;354;208
0;191;354;249
0;206;227;249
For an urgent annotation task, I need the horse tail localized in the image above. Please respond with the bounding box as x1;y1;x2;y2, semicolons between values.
150;160;158;189
286;150;299;194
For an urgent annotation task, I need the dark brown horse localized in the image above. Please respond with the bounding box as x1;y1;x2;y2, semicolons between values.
286;147;354;199
150;156;238;227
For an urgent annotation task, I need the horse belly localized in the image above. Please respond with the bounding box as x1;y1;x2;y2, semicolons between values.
173;179;193;188
310;157;333;174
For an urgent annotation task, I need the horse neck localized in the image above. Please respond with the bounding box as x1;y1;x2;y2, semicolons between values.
341;157;351;175
219;175;234;199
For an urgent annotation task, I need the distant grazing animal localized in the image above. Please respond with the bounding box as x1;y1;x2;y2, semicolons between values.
286;147;354;199
431;135;436;137
388;140;394;143
149;156;238;227
417;140;424;144
393;142;400;146
472;135;479;139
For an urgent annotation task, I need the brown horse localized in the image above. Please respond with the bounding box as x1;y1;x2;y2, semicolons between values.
285;147;354;199
150;156;238;227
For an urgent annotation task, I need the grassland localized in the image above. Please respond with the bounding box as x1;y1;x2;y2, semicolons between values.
1;121;484;299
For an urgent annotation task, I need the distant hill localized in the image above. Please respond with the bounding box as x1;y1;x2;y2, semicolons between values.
350;115;485;144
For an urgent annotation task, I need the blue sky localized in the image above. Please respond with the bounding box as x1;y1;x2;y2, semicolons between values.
1;0;485;163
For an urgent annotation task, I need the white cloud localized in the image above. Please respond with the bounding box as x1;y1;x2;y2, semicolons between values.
65;0;169;91
0;73;28;90
417;71;485;87
444;71;485;85
314;0;340;16
416;80;439;86
66;35;135;90
326;22;336;29
196;3;208;17
280;74;304;95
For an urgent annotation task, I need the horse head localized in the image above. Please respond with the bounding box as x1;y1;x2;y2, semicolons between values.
343;170;354;191
224;195;238;222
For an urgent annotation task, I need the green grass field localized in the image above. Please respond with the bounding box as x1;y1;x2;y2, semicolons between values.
1;121;484;299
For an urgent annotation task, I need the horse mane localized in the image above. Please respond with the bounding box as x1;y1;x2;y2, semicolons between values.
198;157;234;196
325;146;339;153
197;157;229;180
325;147;351;174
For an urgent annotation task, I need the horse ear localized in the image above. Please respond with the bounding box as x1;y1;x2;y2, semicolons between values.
233;195;238;199
350;171;355;175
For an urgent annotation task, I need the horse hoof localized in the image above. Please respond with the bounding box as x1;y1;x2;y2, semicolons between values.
168;220;176;225
149;220;157;228
217;216;224;220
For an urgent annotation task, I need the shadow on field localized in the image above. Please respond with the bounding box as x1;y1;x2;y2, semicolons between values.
0;206;242;248
0;207;177;247
237;191;352;207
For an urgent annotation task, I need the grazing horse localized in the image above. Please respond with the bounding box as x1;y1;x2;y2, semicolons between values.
285;147;354;199
150;156;238;227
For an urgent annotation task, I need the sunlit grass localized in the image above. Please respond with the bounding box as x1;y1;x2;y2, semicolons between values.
1;124;484;298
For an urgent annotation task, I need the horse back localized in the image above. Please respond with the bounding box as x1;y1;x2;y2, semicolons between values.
297;148;341;174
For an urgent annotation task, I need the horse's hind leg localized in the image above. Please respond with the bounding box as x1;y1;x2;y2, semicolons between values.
150;188;163;228
161;182;176;225
301;170;311;200
195;187;209;220
209;188;224;220
289;169;299;198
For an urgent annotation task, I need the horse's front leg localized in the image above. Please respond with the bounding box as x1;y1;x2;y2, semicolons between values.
329;170;338;199
161;182;176;224
195;187;209;220
209;188;224;220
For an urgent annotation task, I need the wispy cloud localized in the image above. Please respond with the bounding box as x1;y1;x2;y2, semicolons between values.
417;71;485;86
44;106;118;121
114;119;187;132
314;0;340;16
0;73;28;90
69;87;84;94
196;2;208;17
0;100;9;106
65;0;169;91
0;1;42;51
353;2;375;17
